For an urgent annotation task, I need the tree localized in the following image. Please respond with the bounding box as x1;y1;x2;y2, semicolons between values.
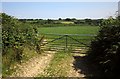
71;18;76;21
58;18;62;20
47;19;54;24
65;18;71;21
85;18;92;25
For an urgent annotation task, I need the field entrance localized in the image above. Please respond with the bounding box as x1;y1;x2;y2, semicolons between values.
41;33;96;53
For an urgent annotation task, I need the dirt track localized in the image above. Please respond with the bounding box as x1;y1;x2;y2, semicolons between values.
11;51;55;77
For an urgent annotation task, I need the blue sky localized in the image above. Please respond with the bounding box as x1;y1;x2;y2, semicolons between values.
2;2;118;19
1;0;120;2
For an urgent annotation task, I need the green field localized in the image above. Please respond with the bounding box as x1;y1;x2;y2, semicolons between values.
38;25;100;49
38;25;99;34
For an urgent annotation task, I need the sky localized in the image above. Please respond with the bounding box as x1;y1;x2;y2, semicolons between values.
1;0;120;2
1;2;118;19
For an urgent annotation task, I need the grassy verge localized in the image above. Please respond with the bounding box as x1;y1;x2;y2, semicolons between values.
2;46;40;77
38;52;72;77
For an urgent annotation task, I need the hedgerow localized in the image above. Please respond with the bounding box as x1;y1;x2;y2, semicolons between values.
2;13;42;76
87;17;120;77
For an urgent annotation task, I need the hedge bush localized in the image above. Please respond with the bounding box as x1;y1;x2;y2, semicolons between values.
87;17;120;77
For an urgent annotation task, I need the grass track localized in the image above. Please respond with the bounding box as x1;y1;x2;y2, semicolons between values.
38;52;72;77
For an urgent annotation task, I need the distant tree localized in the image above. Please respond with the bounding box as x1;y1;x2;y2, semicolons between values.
71;18;76;21
18;19;27;23
91;19;103;26
39;19;43;20
27;19;34;21
65;18;71;21
85;18;92;25
47;19;54;24
74;20;85;24
58;18;62;20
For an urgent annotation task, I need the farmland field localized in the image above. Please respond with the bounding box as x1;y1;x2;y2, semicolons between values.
38;25;99;34
38;25;100;50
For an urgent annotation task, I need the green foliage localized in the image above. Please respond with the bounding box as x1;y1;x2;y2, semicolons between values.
2;13;42;76
101;18;119;26
2;13;40;55
87;18;120;77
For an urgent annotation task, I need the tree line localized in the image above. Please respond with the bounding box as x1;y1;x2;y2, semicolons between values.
18;18;105;26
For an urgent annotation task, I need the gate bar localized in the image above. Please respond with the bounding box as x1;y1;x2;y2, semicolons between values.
42;35;66;46
67;35;90;47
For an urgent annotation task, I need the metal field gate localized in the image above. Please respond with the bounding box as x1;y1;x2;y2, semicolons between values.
40;33;96;53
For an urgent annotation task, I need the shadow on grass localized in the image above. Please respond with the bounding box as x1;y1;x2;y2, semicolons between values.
73;55;104;79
